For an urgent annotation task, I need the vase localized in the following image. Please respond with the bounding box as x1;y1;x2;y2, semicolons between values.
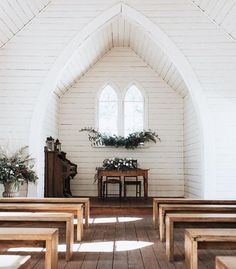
2;182;20;197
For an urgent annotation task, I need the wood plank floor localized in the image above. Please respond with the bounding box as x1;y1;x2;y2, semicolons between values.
2;215;236;269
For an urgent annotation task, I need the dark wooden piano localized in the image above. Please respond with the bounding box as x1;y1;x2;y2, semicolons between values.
44;137;77;197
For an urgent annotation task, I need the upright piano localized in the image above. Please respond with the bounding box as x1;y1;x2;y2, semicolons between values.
44;137;77;197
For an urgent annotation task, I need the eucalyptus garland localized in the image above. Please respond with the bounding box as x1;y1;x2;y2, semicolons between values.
80;127;160;149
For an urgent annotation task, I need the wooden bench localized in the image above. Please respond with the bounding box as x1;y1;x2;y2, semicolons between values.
0;255;31;269
0;212;74;261
165;213;236;261
185;229;236;269
153;198;236;228
216;256;236;269
0;203;83;241
0;197;90;228
159;204;236;241
0;228;58;269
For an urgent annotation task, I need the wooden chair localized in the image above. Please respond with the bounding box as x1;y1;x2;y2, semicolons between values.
124;176;141;198
0;255;31;269
102;176;122;198
0;203;83;241
165;213;236;261
152;198;236;228
185;229;236;269
216;256;236;269
0;212;74;261
0;228;58;269
159;204;236;241
0;197;90;228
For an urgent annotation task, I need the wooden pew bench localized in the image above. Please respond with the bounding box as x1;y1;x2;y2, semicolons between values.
165;213;236;261
159;204;236;241
0;255;31;269
0;198;90;228
0;212;74;261
0;228;58;269
153;198;236;228
216;256;236;269
185;229;236;269
0;203;83;241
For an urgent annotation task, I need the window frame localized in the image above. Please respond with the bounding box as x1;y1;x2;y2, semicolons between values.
96;81;147;136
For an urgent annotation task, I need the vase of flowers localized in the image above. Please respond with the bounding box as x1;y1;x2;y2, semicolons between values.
0;146;38;197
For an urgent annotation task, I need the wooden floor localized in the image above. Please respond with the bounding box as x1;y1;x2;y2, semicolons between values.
2;214;236;269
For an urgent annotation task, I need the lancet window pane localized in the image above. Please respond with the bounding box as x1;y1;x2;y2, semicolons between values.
99;85;118;135
124;85;144;137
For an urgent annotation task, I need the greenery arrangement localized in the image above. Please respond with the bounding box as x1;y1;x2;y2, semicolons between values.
102;157;137;171
0;146;38;187
80;127;160;149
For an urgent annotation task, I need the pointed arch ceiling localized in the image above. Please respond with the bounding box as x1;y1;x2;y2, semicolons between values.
55;15;188;98
0;0;50;47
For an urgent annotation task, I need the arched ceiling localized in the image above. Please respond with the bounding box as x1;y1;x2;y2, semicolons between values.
0;0;50;47
55;15;188;98
191;0;236;40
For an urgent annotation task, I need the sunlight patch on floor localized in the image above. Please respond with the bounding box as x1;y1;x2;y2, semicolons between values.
88;217;143;224
78;240;153;252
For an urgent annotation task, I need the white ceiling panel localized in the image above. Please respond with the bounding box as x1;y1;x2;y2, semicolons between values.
56;15;188;98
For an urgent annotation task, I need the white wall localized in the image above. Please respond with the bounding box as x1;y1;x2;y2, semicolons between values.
59;47;184;197
184;94;203;198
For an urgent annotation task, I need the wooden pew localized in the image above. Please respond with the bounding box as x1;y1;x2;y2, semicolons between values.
0;203;83;241
0;212;74;261
216;256;236;269
0;255;31;269
153;198;236;228
185;229;236;269
0;228;58;269
0;197;90;228
159;204;236;241
165;213;236;261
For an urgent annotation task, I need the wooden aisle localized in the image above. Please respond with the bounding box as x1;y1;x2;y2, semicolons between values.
2;215;236;269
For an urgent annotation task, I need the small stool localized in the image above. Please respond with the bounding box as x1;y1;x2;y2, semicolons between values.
102;176;122;198
124;176;142;198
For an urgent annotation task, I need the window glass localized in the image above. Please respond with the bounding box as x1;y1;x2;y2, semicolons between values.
98;85;118;135
124;85;144;137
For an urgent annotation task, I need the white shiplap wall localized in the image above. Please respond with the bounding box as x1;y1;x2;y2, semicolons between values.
0;0;235;198
59;47;184;197
184;94;203;198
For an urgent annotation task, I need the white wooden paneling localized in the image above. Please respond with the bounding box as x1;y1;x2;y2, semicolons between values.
184;94;203;198
0;0;50;47
191;0;236;40
56;16;188;98
59;48;184;197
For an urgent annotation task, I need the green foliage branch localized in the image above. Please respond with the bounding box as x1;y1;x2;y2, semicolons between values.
80;127;160;149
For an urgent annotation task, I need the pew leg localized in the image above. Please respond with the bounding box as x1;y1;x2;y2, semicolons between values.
185;233;198;269
159;209;165;241
166;218;174;261
77;208;83;241
45;231;58;269
85;201;90;228
66;219;74;261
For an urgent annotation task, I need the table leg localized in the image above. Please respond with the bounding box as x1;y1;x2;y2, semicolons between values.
143;176;148;199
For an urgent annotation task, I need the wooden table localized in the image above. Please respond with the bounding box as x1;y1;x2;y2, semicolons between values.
96;168;149;199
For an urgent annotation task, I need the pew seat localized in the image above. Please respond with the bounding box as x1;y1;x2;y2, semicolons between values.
165;213;236;261
216;256;236;269
0;212;74;261
185;229;236;269
0;228;58;269
0;203;83;241
0;198;90;228
159;204;236;241
0;255;31;269
153;198;236;228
